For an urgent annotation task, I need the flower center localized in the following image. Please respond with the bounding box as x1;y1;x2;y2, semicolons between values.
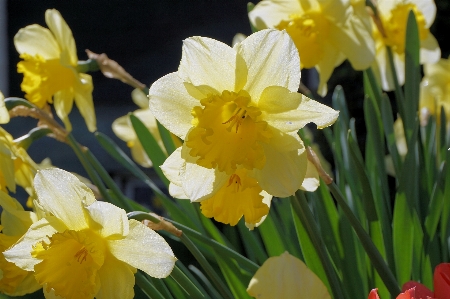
31;230;105;299
382;4;428;54
276;10;330;68
186;90;272;175
200;169;269;226
17;53;76;108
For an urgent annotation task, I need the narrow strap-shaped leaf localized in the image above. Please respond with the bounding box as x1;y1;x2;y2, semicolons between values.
258;210;286;257
170;264;207;299
136;271;166;299
157;120;177;156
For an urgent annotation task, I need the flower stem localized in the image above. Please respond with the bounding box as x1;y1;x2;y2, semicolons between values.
291;192;346;299
328;182;401;296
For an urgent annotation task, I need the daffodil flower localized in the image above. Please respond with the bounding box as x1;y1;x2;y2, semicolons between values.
152;29;338;226
15;9;96;132
4;168;176;299
372;0;440;91
247;252;331;299
420;57;450;124
0;191;41;296
248;0;375;96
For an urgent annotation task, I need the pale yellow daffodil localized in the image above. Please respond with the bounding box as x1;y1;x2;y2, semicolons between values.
0;92;9;124
4;168;176;299
247;251;331;299
420;57;450;124
372;0;440;91
15;9;96;132
112;89;171;168
152;29;338;227
248;0;375;96
0;190;41;296
0;127;38;196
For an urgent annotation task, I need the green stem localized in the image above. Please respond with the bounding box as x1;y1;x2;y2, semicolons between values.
328;182;401;296
135;271;166;299
291;192;345;299
170;263;207;299
67;134;117;206
83;148;134;211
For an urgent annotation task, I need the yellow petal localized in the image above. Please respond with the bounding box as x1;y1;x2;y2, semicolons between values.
4;217;66;271
249;0;302;29
108;219;176;278
253;145;307;197
112;114;135;142
45;9;78;66
74;73;96;132
245;191;272;230
14;25;59;59
85;201;129;238
149;72;198;139
0;128;16;192
315;44;345;96
261;91;339;132
0;190;38;236
53;88;74;132
34;168;93;231
247;252;331;299
237;29;301;100
179;36;243;93
95;252;136;299
130;141;153;168
0;91;9;124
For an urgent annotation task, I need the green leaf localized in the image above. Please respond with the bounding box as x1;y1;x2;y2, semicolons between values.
257;209;286;257
13;127;52;150
157;120;177;156
237;221;268;265
380;94;402;176
130;113;169;187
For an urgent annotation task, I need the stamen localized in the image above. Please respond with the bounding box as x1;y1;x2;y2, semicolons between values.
223;109;247;133
74;247;88;264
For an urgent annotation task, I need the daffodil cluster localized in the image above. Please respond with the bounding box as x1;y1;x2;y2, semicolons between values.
3;168;176;299
150;29;338;228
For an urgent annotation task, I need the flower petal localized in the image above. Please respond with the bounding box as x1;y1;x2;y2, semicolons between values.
300;159;320;192
237;29;301;100
0;191;38;236
108;219;176;278
261;90;339;132
245;191;272;230
434;263;450;299
315;44;345;96
45;9;78;66
53;89;74;132
95;253;136;299
247;251;331;299
86;201;129;238
419;33;441;64
131;88;149;109
34;168;93;231
130;142;153;168
168;183;189;199
112;114;135;142
368;289;380;299
178;36;242;93
253;145;307;197
248;0;302;29
0;92;9;124
3;217;65;271
14;25;60;59
149;72;198;139
74;74;96;132
160;147;184;187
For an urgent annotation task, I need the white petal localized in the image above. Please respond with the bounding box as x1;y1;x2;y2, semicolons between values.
14;25;60;59
131;88;149;109
86;201;129;238
4;217;65;271
34;168;93;231
149;72;198;139
160;147;184;186
237;29;301;101
0;92;10;124
178;36;243;93
108;219;176;278
420;33;441;64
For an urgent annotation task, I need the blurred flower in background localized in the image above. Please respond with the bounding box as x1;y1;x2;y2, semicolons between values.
248;0;375;96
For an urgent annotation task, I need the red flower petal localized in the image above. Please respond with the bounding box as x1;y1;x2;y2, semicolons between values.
403;281;434;298
434;263;450;299
368;289;381;299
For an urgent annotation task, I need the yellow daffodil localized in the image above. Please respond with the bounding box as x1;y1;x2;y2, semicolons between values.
112;89;171;168
0;92;9;124
15;9;96;132
247;252;331;299
372;0;440;91
420;57;450;124
0;190;41;296
4;168;176;299
248;0;375;96
152;29;338;227
0;127;38;195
